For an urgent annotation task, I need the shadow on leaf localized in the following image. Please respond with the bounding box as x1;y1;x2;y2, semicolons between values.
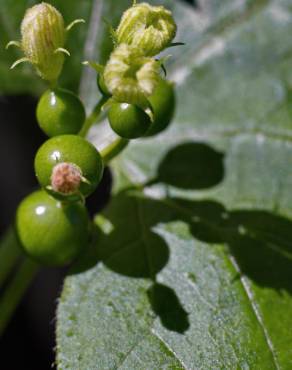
152;142;224;189
95;193;170;278
147;283;190;333
224;210;292;292
71;140;292;334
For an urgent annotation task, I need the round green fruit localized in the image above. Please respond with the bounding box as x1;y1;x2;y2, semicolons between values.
146;79;175;136
34;135;104;200
97;73;111;97
16;190;90;266
108;103;151;139
36;88;86;137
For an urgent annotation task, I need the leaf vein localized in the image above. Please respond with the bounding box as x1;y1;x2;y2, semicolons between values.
112;336;145;370
228;255;280;370
150;329;188;370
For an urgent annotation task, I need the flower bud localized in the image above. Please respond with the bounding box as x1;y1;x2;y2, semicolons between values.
116;2;177;56
20;3;66;82
104;43;160;108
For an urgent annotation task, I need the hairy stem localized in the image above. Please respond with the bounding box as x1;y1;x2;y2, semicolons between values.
0;258;39;336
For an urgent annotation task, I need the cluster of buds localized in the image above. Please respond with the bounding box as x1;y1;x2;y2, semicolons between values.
94;1;178;112
7;2;84;83
6;1;178;142
7;1;177;108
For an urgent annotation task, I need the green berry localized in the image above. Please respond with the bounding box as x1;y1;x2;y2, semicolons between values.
34;135;104;200
97;73;111;97
146;78;175;136
108;102;151;139
16;190;90;266
36;88;86;137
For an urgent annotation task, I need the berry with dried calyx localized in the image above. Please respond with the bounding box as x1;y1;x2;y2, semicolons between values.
34;135;104;200
51;162;82;195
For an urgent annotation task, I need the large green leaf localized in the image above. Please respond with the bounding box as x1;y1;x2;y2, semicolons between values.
3;0;292;368
57;0;292;368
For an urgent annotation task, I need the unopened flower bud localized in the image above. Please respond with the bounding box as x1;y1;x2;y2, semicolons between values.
51;162;82;195
20;3;66;82
116;2;177;56
104;43;160;108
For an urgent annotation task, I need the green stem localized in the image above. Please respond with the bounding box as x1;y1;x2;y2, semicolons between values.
0;230;23;289
80;96;129;162
79;96;108;138
49;79;58;89
101;137;129;165
0;258;39;336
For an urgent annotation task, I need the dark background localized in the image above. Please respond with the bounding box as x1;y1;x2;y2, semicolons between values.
0;1;196;369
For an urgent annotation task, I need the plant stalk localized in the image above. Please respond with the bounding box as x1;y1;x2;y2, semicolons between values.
0;258;39;336
101;137;129;165
79;96;108;137
0;230;23;289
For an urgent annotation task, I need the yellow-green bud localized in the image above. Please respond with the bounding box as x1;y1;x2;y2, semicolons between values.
104;43;160;108
20;3;66;82
116;2;177;57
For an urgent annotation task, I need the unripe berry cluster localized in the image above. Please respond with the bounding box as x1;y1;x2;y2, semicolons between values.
88;1;178;139
8;1;179;266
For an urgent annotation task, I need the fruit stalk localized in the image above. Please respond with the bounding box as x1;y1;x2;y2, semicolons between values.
79;96;108;138
100;137;129;165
